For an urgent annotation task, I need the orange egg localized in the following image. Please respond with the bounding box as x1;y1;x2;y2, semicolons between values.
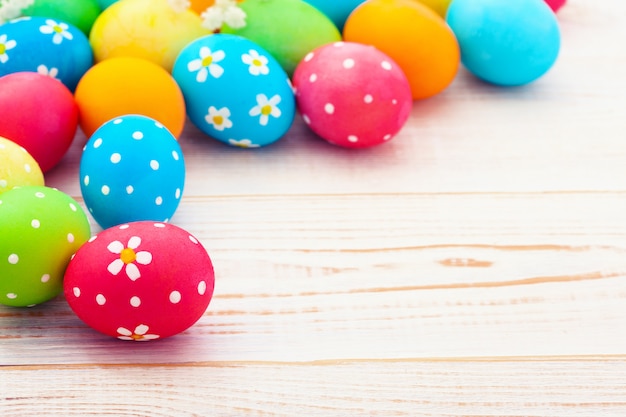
343;0;460;100
189;0;214;14
74;57;186;139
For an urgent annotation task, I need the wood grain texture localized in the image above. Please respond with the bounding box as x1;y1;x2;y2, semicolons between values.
3;0;626;415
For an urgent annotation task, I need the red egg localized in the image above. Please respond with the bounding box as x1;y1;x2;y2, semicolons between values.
64;221;215;341
545;0;566;12
0;72;78;172
293;42;412;148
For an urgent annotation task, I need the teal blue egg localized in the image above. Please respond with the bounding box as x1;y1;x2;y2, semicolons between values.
302;0;366;30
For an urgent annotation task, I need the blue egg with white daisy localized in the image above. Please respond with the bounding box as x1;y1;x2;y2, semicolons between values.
79;115;185;230
0;16;93;91
172;33;296;149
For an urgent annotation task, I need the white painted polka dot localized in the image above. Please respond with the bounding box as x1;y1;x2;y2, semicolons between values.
89;207;93;213
302;114;311;125
172;150;179;161
8;254;18;264
73;287;81;297
154;223;166;228
169;291;181;304
189;235;199;244
381;61;392;70
309;73;317;83
164;218;170;222
110;153;122;164
364;94;373;104
101;185;110;195
324;103;335;114
334;41;345;47
31;219;40;228
70;253;75;261
24;163;31;173
67;233;75;243
348;135;359;143
69;203;77;212
41;274;50;283
93;138;103;148
126;185;134;194
150;160;159;170
119;224;129;230
88;235;97;243
113;118;123;124
384;134;392;141
343;58;355;69
0;143;4;149
83;175;90;186
304;52;314;62
155;196;163;205
175;188;181;199
35;192;45;198
7;293;17;299
0;179;7;188
198;281;207;295
96;294;106;305
130;296;141;307
132;131;144;140
392;99;398;105
155;121;164;128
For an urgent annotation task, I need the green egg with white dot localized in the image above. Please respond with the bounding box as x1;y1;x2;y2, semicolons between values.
0;186;91;307
0;136;44;194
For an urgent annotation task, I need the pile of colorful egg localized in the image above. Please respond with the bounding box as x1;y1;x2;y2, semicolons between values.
0;0;565;340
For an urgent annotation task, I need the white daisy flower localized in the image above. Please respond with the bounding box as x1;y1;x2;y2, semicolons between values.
228;139;260;148
37;64;59;79
0;34;17;64
249;94;282;126
117;324;160;341
187;46;225;82
107;236;153;281
205;106;233;131
39;19;73;44
241;50;269;76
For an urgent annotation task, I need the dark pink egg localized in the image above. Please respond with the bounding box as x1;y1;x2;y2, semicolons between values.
64;221;215;341
293;41;412;148
544;0;566;12
0;72;78;172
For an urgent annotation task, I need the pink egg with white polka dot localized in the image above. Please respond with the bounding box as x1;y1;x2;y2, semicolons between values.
293;41;412;148
64;221;215;341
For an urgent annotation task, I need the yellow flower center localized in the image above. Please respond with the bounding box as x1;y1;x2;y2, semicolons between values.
261;104;272;116
201;55;213;67
213;115;224;125
131;334;144;340
120;248;137;264
0;44;5;54
53;25;63;34
252;58;262;67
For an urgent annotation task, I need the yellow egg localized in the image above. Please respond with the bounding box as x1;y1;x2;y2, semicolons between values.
89;0;211;72
0;137;44;194
416;0;453;17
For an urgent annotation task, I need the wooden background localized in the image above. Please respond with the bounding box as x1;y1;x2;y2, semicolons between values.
3;0;626;415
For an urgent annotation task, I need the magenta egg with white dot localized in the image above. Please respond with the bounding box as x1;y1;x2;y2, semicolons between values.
79;114;185;229
293;41;412;148
63;221;215;341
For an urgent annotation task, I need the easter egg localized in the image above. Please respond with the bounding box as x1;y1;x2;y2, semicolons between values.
415;0;452;17
0;72;78;173
302;0;366;30
96;0;118;9
0;186;91;307
74;56;186;139
64;221;215;341
22;0;102;35
0;136;44;193
0;16;94;91
344;0;460;100
221;0;342;76
293;42;412;148
545;0;566;12
446;0;561;86
79;115;185;229
173;34;295;148
190;0;215;14
89;0;210;72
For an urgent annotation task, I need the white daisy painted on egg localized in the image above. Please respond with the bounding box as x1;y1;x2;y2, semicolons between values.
117;324;160;341
228;139;260;148
107;236;153;281
242;50;269;76
0;34;16;64
205;106;233;131
39;19;73;44
187;47;225;82
249;94;282;126
37;64;58;79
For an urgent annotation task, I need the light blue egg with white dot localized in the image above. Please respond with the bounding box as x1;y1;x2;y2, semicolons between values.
0;16;93;91
79;115;185;229
446;0;560;86
172;33;296;149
